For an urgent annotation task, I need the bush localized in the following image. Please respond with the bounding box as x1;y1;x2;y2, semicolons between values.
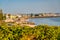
0;23;60;40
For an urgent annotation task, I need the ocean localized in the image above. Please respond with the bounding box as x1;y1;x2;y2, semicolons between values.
28;17;60;26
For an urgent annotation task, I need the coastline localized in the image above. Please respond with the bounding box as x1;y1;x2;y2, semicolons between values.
30;16;60;18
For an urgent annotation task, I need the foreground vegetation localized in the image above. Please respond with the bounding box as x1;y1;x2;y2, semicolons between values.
0;23;60;40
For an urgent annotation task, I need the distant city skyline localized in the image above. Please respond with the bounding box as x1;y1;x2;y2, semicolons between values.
0;0;60;14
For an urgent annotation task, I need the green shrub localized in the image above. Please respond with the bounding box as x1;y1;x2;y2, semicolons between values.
0;23;60;40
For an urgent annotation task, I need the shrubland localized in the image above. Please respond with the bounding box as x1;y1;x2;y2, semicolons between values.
0;23;60;40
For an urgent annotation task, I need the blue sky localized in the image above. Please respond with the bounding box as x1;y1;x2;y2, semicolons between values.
0;0;60;14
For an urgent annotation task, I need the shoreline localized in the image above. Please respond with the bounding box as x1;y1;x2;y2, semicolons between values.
30;16;60;18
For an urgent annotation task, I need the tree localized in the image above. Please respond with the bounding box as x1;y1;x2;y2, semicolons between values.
0;9;3;20
31;13;33;17
3;14;6;20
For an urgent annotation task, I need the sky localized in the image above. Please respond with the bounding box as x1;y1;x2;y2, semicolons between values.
0;0;60;14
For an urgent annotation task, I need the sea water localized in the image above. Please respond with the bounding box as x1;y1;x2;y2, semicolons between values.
28;17;60;26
